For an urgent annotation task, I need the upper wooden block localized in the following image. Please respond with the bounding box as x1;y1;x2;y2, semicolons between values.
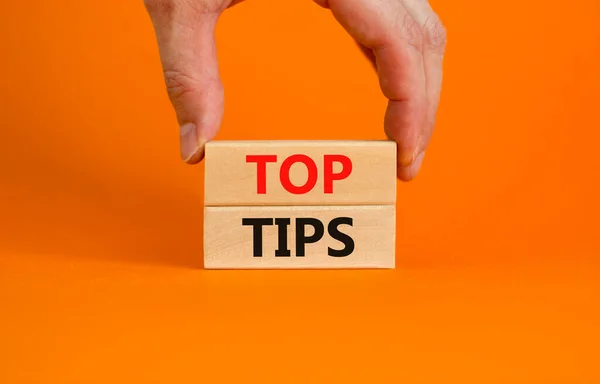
204;140;397;206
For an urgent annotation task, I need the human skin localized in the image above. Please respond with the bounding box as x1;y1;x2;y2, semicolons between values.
143;0;447;181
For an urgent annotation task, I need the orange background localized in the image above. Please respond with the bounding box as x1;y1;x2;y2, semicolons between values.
1;0;599;382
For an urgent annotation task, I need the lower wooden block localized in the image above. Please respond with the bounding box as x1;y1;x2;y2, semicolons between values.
204;205;396;269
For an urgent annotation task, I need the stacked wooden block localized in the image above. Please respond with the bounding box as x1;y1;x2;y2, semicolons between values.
203;140;397;269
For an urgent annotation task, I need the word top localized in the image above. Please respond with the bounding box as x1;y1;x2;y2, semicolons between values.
204;140;397;206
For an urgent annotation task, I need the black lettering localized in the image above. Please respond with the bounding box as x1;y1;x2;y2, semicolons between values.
242;218;274;257
274;218;291;257
327;217;354;257
295;218;324;257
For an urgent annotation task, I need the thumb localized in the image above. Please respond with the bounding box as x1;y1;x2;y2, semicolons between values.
144;0;225;164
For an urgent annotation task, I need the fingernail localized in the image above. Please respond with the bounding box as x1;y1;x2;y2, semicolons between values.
398;151;425;181
180;123;201;163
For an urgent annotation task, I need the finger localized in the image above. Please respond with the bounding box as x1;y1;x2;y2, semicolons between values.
144;0;227;164
320;0;445;181
399;0;447;170
377;12;428;181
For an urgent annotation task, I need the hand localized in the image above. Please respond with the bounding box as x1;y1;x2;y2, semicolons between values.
143;0;446;181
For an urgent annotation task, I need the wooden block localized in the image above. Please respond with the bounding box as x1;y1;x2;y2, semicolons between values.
204;205;395;269
204;140;397;206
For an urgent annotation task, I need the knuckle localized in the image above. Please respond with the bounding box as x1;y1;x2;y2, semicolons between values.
397;13;423;50
162;69;223;105
163;69;199;101
423;15;447;51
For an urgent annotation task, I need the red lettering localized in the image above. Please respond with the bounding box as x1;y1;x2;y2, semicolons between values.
279;154;318;194
246;155;277;194
324;155;352;194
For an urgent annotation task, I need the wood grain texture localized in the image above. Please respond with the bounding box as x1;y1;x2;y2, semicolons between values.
204;140;397;206
204;205;396;269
